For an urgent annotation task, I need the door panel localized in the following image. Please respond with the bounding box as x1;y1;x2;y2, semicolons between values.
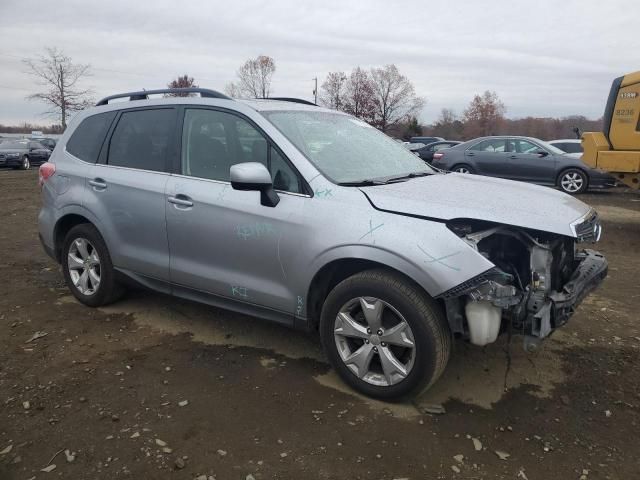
85;164;171;281
83;107;177;282
466;139;510;177
166;177;305;315
507;139;557;184
166;107;308;318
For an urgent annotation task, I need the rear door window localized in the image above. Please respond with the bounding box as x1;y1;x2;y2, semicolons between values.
469;139;507;152
107;109;176;172
66;111;116;163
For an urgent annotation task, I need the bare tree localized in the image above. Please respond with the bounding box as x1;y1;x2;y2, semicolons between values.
431;108;464;140
369;64;424;133
23;47;93;129
234;55;276;98
343;67;376;122
166;74;198;96
462;90;506;137
224;82;242;98
319;71;348;110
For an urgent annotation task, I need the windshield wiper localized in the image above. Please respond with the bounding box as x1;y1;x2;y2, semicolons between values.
338;171;433;187
382;171;433;182
337;179;389;186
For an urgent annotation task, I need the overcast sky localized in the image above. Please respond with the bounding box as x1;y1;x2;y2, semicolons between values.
0;0;638;126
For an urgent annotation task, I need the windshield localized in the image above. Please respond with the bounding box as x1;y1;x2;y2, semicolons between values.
262;110;434;183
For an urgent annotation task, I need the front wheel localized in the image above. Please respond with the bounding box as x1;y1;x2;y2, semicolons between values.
62;224;124;307
558;168;588;194
320;269;451;400
21;156;31;170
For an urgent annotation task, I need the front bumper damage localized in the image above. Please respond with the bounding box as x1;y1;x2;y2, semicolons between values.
549;249;607;328
438;215;608;351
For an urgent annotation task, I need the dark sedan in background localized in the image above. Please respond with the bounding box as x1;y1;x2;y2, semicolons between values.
430;136;616;194
413;140;461;162
409;136;444;144
0;140;51;170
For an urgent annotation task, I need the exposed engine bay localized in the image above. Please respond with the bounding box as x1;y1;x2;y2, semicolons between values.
439;214;608;351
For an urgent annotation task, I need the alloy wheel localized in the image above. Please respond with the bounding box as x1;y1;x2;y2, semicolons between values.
455;166;470;174
22;157;30;170
561;172;584;193
67;238;101;296
334;297;416;387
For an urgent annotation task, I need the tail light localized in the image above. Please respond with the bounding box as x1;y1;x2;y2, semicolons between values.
433;152;444;161
38;162;56;188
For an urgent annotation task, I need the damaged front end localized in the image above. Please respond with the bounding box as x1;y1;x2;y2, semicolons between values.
438;211;608;351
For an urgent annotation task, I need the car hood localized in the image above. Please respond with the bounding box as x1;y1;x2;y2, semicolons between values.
359;172;591;237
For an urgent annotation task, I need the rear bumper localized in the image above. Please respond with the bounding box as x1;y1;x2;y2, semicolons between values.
39;233;57;262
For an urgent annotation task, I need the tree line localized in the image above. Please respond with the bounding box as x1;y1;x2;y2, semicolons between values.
16;47;601;141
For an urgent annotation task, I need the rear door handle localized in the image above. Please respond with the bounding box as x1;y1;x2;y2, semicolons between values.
89;178;107;190
168;195;194;208
509;155;518;159
466;152;475;157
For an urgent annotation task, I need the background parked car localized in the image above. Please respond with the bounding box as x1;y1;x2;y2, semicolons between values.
0;139;51;169
32;137;57;150
430;136;616;194
403;142;426;154
549;139;582;157
414;140;461;163
409;136;444;144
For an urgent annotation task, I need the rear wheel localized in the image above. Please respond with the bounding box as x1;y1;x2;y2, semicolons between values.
451;164;474;174
320;269;451;400
62;224;124;307
558;168;588;194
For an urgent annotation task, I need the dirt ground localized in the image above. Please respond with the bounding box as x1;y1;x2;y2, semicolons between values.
1;169;639;480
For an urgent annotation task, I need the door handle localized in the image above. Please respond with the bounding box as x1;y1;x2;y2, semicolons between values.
89;178;107;189
466;152;475;157
168;195;194;207
509;155;518;159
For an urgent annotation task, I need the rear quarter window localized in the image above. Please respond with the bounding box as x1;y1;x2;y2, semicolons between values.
66;112;117;162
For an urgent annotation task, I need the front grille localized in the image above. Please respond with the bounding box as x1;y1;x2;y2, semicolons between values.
574;210;601;243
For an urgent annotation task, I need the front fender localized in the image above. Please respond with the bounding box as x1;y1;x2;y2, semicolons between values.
301;215;496;299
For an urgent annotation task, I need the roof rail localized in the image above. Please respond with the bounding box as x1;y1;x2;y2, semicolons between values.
96;88;231;106
265;97;318;106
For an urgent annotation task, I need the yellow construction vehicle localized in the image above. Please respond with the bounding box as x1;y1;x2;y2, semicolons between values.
582;71;640;189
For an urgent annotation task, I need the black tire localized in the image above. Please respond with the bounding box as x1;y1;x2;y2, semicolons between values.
21;156;30;170
61;224;124;307
319;269;451;400
451;163;474;174
557;168;588;194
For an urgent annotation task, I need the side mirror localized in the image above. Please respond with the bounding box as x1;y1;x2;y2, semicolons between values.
230;162;280;207
536;150;549;157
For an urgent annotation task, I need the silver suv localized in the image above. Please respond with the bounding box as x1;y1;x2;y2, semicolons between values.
38;88;608;399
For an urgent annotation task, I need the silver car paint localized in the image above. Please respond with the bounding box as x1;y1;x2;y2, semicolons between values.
361;172;591;237
39;97;592;327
